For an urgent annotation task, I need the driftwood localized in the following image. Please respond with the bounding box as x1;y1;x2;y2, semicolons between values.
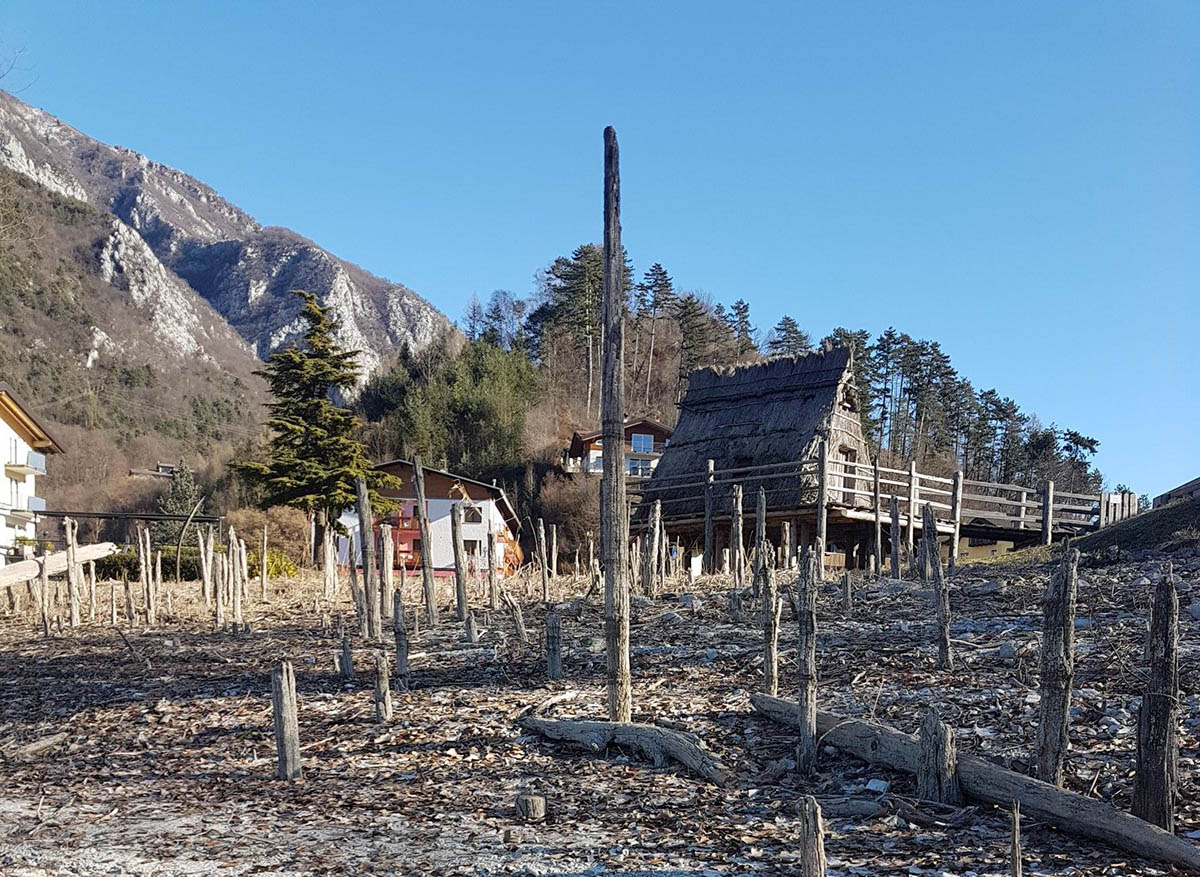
750;694;1200;872
0;542;118;590
4;732;69;762
521;713;729;786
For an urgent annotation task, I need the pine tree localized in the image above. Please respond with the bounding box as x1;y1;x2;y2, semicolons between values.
236;290;396;525
462;295;485;341
731;299;757;356
765;315;812;357
640;263;675;406
673;293;714;401
152;459;203;545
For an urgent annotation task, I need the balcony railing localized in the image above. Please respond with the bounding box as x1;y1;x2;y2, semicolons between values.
5;451;46;477
27;495;46;513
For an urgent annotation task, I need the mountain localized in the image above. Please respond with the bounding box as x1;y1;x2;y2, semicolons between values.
0;90;450;379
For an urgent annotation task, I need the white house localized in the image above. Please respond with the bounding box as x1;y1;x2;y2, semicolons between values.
337;460;523;577
1;383;62;566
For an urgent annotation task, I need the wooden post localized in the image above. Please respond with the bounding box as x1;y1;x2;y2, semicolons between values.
796;795;826;876
87;560;97;622
872;461;882;578
796;549;818;775
600;126;631;724
231;541;243;632
753;486;767;598
1010;800;1023;877
918;707;963;805
815;440;828;583
1041;479;1055;546
948;470;963;573
1017;489;1028;530
271;660;302;780
464;610;478;644
536;517;549;603
1132;561;1179;830
780;520;791;570
374;652;393;722
322;523;338;601
730;484;744;590
1098;492;1109;530
451;504;468;621
1035;544;1078;786
516;793;547;824
703;459;715;574
393;590;409;692
260;524;269;602
486;531;499;610
379;523;393;621
109;578;118;626
549;523;558;579
889;495;901;577
502;589;529;644
64;517;80;628
642;500;661;597
38;553;50;637
338;634;354;681
906;460;918;556
841;571;852;615
546;612;563;680
413;456;437;627
761;547;780;696
355;477;380;640
923;503;953;671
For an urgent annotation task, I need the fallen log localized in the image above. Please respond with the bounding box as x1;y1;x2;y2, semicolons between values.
521;714;729;786
0;543;119;590
750;693;1200;873
3;732;68;762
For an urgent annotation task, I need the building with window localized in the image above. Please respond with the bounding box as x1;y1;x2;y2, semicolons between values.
1153;476;1200;509
1;383;62;566
564;418;673;481
337;459;523;577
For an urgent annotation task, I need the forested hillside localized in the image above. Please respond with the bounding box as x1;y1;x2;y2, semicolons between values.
354;244;1106;506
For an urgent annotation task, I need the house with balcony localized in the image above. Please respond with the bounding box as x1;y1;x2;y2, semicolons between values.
1;383;62;566
337;459;523;577
564;417;673;481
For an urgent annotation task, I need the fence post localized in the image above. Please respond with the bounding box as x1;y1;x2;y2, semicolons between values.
1041;480;1055;545
815;440;828;583
271;660;302;780
1132;562;1179;829
1017;489;1027;530
872;460;882;578
703;459;715;574
889;495;901;578
906;460;918;556
948;470;963;573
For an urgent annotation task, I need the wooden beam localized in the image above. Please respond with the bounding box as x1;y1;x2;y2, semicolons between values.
0;542;118;590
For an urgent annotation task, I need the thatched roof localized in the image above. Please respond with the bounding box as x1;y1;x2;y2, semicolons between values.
638;347;867;520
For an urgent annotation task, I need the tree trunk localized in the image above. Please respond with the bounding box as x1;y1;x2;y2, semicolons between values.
601;126;631;723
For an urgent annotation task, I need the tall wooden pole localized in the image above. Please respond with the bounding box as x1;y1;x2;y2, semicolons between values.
1132;561;1179;829
413;456;437;626
1035;544;1078;785
355;477;380;640
601;126;631;724
815;440;828;583
948;470;963;573
703;459;715;574
872;461;882;577
753;486;767;598
1041;479;1055;546
486;530;499;610
451;503;468;621
889;495;901;577
906;460;918;556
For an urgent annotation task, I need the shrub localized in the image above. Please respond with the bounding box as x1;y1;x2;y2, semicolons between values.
226;506;309;567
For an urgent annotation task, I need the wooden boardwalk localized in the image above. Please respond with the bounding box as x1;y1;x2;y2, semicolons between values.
628;439;1138;574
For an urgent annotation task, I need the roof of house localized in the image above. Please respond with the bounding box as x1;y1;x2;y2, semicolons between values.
570;417;674;447
637;347;858;516
0;382;64;454
372;459;521;533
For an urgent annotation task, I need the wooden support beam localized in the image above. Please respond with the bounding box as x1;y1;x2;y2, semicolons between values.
872;460;882;578
815;439;828;583
750;694;1200;873
948;470;963;573
1042;479;1055;545
906;460;918;555
703;459;715;574
889;495;901;578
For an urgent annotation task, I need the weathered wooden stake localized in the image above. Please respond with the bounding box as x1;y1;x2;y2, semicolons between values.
546;612;563;680
1041;479;1055;546
464;610;479;644
451;503;468;621
486;531;499;610
1010;800;1023;877
703;459;715;573
413;456;437;626
503;588;529;644
549;523;558;579
38;553;50;637
796;549;818;775
393;590;409;691
600;126;631;724
379;522;393;620
906;460;918;556
948;470;963;573
918;707;963;805
814;440;828;583
516;792;547;823
872;460;883;577
338;634;354;681
64;517;80;628
271;660;302;780
536;517;549;603
753;486;767;598
1132;561;1179;830
355;477;380;640
374;652;393;722
761;548;780;697
923;503;953;671
730;483;744;591
642;500;661;598
796;795;826;876
841;571;852;615
109;579;118;625
889;494;901;577
1035;544;1078;786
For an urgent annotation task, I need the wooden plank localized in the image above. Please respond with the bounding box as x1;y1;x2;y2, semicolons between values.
0;542;118;589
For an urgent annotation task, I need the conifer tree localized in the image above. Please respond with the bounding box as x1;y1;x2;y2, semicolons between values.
765;315;812;357
152;459;203;544
731;299;757;356
236;290;395;527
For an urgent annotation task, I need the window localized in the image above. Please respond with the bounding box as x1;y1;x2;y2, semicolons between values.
631;433;654;453
628;458;652;478
462;505;483;524
968;536;997;547
464;539;481;557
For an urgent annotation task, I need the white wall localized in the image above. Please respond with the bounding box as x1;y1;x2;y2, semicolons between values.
0;419;38;566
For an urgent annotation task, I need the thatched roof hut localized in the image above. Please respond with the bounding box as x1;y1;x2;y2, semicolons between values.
638;347;872;524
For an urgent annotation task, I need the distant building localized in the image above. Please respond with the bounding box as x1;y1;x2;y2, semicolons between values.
338;460;523;577
564;418;673;481
1153;476;1200;509
0;383;63;566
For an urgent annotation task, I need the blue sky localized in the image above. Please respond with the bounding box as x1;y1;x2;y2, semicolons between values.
2;2;1196;496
